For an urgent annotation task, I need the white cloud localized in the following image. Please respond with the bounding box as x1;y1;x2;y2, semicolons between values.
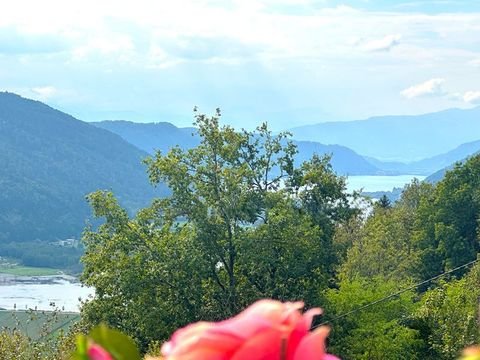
401;78;446;99
401;80;480;106
31;86;57;99
468;58;480;67
362;35;402;52
2;1;480;126
463;91;480;104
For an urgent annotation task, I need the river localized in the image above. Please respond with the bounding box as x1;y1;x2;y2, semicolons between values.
0;274;93;312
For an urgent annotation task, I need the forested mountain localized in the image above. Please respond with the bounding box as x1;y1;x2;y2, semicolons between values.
93;120;381;175
289;107;480;161
425;165;454;184
93;120;199;154
0;92;165;242
366;139;480;175
293;141;379;175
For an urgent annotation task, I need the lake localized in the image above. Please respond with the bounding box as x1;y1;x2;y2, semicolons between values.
346;174;426;193
0;274;93;312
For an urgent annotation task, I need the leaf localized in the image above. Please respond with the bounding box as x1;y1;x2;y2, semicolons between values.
89;324;142;360
71;334;89;360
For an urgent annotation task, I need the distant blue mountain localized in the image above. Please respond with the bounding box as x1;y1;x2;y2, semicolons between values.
424;142;480;183
366;139;480;175
94;120;199;154
290;107;480;162
93;120;382;176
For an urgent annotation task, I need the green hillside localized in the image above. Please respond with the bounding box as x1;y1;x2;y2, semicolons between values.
0;92;167;243
0;310;79;340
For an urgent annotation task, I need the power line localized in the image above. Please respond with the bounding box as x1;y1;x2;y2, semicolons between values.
315;258;479;328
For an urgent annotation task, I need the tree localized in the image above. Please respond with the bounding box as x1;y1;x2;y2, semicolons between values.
337;180;430;283
325;277;424;360
413;155;480;278
80;110;358;349
81;192;210;351
377;194;391;209
415;261;480;359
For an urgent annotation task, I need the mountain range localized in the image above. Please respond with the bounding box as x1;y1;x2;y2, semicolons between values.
289;107;480;162
94;120;380;175
1;92;480;242
365;139;480;175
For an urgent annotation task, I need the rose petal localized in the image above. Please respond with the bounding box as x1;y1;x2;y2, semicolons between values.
286;308;322;360
215;300;305;340
323;354;341;360
293;326;330;360
162;322;242;357
230;328;284;360
87;344;113;360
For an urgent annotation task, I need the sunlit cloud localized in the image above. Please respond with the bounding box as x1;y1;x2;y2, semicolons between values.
402;79;480;107
31;86;58;100
468;58;480;67
401;78;446;99
361;35;402;52
1;1;480;128
463;91;480;104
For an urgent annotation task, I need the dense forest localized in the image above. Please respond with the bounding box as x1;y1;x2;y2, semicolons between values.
2;111;480;359
0;92;167;243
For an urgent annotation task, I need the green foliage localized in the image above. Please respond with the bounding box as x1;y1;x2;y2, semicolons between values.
73;324;141;360
78;113;480;359
237;193;326;307
81;110;357;351
377;194;391;209
413;155;480;278
326;277;424;360
81;192;208;351
338;179;430;282
415;262;480;359
0;241;84;272
0;308;79;360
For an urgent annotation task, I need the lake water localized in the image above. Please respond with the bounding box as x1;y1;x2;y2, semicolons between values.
346;175;426;193
0;175;425;311
0;274;93;312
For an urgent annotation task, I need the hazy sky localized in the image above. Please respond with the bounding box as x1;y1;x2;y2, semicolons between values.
1;0;480;130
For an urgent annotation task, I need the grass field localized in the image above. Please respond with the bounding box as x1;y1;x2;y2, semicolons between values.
0;265;61;276
0;310;80;339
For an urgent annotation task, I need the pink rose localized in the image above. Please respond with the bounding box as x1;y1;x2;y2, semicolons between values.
87;343;114;360
161;299;340;360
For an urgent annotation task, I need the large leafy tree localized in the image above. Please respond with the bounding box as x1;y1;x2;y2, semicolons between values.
80;110;357;349
81;192;209;350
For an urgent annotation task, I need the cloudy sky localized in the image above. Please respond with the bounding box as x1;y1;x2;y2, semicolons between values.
1;0;480;129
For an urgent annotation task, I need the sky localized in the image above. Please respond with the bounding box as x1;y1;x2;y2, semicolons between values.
1;0;480;130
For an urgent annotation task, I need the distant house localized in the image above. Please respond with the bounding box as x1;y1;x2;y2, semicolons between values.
52;238;79;248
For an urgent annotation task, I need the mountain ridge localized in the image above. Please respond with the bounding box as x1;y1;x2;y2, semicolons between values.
289;106;480;162
0;92;165;242
93;120;382;176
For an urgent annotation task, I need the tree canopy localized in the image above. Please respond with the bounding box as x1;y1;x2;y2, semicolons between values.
80;110;358;350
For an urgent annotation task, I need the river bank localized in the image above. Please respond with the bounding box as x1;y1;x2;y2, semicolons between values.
0;273;93;312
